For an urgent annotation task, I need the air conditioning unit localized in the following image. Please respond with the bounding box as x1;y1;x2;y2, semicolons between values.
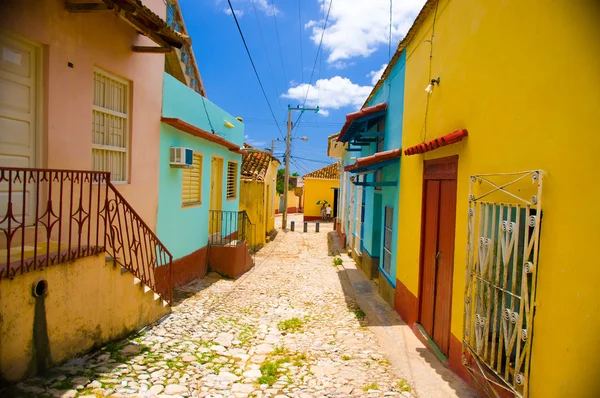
169;147;193;168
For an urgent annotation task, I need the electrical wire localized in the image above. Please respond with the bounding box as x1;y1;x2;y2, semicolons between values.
291;0;333;133
420;0;440;143
226;0;285;139
389;0;393;61
291;155;333;165
271;0;288;95
298;0;304;84
251;0;283;109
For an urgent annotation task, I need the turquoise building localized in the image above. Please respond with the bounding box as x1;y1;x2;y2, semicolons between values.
157;73;245;285
332;51;407;306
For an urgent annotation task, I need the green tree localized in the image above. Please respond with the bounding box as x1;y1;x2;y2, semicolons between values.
276;169;299;195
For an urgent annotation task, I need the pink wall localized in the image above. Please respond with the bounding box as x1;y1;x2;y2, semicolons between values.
0;0;165;229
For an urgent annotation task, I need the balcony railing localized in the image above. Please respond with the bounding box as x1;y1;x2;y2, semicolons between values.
208;210;257;253
0;168;173;304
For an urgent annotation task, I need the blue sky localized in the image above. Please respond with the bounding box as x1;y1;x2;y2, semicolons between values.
179;0;425;175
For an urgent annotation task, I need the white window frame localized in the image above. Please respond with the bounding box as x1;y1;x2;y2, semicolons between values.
354;185;363;255
92;67;130;183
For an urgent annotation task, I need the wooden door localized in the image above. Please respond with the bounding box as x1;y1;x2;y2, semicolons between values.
209;157;223;235
0;33;38;226
419;156;458;356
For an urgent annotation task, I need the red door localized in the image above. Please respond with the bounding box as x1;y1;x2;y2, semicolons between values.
419;156;458;356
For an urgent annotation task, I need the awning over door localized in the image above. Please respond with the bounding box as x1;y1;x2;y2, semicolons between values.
404;129;468;156
344;148;402;173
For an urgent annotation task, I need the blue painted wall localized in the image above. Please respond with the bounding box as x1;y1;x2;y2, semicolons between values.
362;50;406;286
157;74;243;260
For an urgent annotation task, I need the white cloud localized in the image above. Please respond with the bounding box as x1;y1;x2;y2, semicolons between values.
223;7;244;17
367;63;388;85
307;0;426;63
218;0;279;17
244;135;266;147
281;76;373;115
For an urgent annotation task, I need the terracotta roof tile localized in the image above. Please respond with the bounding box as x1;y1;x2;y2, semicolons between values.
404;129;468;156
241;147;279;181
303;161;341;180
344;148;402;172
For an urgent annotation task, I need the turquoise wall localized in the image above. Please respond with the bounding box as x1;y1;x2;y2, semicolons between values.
363;50;406;285
162;74;244;146
157;74;243;260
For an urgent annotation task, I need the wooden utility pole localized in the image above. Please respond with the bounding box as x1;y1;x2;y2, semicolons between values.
282;105;319;229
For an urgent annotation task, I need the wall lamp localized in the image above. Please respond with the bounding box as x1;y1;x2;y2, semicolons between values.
425;77;441;94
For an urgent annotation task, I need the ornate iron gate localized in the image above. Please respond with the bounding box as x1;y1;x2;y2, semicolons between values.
462;170;544;397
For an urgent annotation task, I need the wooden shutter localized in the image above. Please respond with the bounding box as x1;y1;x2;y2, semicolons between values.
92;69;130;182
182;153;202;205
226;161;237;199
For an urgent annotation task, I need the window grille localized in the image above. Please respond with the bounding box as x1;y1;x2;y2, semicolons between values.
226;161;237;199
92;69;129;182
383;207;393;274
463;170;544;398
375;169;383;191
182;153;202;205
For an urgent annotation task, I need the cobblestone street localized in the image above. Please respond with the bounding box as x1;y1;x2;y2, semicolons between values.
7;214;467;398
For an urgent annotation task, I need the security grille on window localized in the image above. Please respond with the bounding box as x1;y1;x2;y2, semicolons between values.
182;153;202;206
92;69;130;182
463;170;544;398
383;207;393;274
226;161;237;199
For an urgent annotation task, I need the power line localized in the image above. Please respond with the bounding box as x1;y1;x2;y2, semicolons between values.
292;0;333;133
271;0;288;95
298;0;304;84
226;0;285;139
291;155;332;165
251;0;282;109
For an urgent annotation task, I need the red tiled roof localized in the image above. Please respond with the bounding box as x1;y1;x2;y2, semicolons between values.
337;102;388;142
241;148;279;181
161;117;242;154
303;161;341;180
404;129;468;156
344;148;402;172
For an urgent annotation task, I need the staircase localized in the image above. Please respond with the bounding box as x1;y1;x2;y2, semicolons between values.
0;168;173;304
207;210;257;278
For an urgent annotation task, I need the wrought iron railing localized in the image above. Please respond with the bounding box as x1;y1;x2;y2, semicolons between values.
208;210;257;253
0;168;173;304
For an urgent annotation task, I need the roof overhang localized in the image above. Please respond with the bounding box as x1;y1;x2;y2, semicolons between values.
337;103;388;143
404;129;468;156
65;0;188;50
161;117;242;154
344;148;402;173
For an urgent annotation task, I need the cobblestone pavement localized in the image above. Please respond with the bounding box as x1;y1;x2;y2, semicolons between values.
10;215;414;398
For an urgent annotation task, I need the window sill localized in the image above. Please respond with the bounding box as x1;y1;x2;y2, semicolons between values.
182;202;202;209
226;197;237;202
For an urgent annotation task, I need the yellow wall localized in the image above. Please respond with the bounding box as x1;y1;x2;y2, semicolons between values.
239;162;279;247
303;178;339;218
265;162;279;233
396;0;600;396
0;255;170;382
281;190;301;212
240;180;266;246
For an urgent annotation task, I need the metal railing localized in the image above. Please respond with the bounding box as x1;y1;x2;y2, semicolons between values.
208;210;257;253
0;168;173;304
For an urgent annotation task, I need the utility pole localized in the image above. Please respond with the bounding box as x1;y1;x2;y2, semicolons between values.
282;105;319;229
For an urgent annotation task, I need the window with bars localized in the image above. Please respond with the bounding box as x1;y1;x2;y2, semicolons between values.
374;169;383;191
383;207;393;274
226;161;237;199
182;153;202;206
92;69;130;182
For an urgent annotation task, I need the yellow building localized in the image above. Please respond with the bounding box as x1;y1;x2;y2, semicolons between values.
302;162;341;222
367;0;600;396
239;147;280;248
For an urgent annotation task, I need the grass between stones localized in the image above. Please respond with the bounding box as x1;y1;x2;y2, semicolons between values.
277;317;305;333
395;379;411;393
257;345;308;386
362;382;379;391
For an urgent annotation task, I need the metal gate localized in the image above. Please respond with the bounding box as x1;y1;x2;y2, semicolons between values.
462;170;544;397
